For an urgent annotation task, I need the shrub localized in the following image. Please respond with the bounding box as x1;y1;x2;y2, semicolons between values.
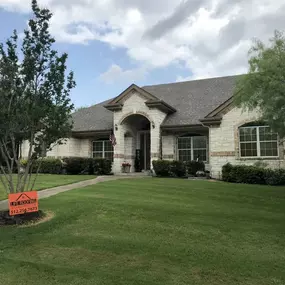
222;163;233;182
185;161;205;176
93;159;112;175
21;158;62;174
63;157;92;175
152;160;171;177
222;163;285;185
170;161;186;177
37;158;62;174
222;163;266;184
264;169;285;186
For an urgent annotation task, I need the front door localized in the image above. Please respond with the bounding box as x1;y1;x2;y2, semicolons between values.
140;132;151;170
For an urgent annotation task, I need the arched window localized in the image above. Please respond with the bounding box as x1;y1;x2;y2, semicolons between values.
239;123;278;158
177;135;208;162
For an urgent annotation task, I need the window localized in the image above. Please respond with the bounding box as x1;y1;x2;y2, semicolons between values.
177;136;207;162
92;140;114;160
239;126;278;158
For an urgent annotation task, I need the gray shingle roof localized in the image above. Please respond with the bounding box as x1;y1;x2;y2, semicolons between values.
72;99;113;132
142;75;241;126
72;75;241;132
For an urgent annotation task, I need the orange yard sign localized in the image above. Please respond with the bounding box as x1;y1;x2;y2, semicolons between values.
9;191;38;216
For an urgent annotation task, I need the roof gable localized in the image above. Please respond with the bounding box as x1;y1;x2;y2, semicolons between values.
108;84;158;104
104;84;176;114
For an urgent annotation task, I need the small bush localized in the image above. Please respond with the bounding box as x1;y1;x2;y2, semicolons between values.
185;161;205;176
222;163;285;185
63;157;92;175
152;160;171;177
93;159;112;175
170;161;186;177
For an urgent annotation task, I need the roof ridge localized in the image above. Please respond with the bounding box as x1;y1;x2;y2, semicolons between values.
142;74;243;89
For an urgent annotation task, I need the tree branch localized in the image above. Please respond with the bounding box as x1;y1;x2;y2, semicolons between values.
10;134;22;192
0;168;10;194
19;131;34;192
0;140;14;193
28;158;43;191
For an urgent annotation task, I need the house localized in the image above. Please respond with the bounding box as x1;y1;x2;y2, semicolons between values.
21;75;285;178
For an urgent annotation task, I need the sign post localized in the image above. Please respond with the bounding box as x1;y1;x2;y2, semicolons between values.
8;191;38;216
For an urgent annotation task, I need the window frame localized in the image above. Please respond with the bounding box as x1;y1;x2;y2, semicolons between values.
92;140;114;160
177;136;208;162
239;125;279;158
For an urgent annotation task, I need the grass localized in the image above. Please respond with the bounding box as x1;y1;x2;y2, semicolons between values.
0;178;285;285
0;174;96;200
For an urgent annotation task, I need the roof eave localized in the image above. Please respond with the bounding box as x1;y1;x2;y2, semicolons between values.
200;117;222;126
161;124;207;131
72;129;111;137
104;103;123;111
205;97;234;118
145;100;176;114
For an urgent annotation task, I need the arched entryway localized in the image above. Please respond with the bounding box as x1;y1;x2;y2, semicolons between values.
121;114;151;171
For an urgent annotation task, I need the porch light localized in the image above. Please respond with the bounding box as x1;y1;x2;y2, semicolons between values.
115;124;118;131
151;121;155;129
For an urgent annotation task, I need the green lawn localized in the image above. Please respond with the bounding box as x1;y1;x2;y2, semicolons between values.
0;174;96;200
1;178;285;285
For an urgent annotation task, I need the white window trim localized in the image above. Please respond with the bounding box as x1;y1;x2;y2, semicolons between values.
177;136;208;162
92;140;114;159
239;125;279;158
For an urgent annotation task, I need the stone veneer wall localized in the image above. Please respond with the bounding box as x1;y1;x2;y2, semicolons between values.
161;135;175;160
21;138;91;158
209;107;285;179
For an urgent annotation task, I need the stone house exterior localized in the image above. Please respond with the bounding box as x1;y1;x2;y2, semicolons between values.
21;75;285;178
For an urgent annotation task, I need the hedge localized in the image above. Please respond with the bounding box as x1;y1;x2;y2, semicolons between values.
152;160;172;177
63;157;93;175
185;160;205;176
63;157;112;175
222;163;285;186
20;157;112;175
92;158;112;175
21;158;62;174
152;160;205;178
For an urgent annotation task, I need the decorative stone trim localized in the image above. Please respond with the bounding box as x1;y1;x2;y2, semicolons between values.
114;154;124;158
210;151;235;157
162;154;174;159
119;111;152;125
124;155;135;159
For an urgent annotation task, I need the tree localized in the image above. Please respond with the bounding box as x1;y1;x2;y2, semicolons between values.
234;30;285;139
0;0;75;194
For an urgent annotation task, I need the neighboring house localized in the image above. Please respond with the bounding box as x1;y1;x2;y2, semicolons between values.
21;75;285;178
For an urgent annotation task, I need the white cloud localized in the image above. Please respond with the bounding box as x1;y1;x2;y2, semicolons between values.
0;0;284;81
99;64;147;84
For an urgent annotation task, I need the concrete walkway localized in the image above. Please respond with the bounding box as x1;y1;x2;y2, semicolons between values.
0;175;145;211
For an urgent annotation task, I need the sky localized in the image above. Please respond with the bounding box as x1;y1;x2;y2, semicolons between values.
0;0;284;108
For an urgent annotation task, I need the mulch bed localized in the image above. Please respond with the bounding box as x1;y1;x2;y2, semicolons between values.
0;210;45;226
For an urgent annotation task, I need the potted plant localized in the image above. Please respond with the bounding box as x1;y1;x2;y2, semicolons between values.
122;162;131;173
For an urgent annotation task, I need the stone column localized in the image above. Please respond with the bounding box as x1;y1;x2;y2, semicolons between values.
113;125;126;173
150;125;161;169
